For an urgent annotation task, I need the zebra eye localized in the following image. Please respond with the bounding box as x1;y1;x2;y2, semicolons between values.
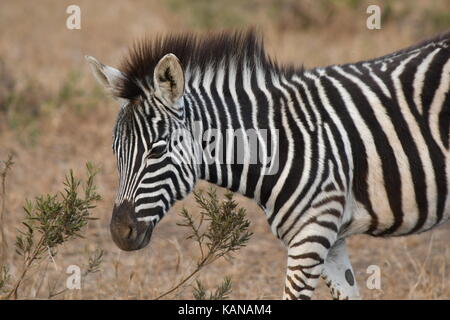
147;141;167;159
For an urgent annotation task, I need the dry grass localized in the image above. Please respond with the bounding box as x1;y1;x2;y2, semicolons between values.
0;0;449;299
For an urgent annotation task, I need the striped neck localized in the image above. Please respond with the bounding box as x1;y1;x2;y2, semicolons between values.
182;63;309;212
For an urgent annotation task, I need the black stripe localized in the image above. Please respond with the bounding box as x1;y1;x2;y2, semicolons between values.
290;235;331;249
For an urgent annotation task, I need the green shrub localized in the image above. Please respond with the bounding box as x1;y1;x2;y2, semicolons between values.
1;162;102;299
155;189;252;300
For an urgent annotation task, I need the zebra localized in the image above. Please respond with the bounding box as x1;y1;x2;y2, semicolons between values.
86;30;450;300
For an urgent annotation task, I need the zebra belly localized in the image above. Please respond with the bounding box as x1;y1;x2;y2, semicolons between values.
346;151;450;237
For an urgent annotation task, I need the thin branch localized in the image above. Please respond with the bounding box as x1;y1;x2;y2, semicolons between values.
0;154;14;266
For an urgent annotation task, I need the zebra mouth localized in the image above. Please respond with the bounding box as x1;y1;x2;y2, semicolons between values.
110;201;155;251
135;221;154;250
111;220;153;251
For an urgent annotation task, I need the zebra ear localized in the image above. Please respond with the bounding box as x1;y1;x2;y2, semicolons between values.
85;55;125;100
153;53;184;106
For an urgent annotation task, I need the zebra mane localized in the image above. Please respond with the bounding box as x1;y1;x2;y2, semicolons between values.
117;29;296;100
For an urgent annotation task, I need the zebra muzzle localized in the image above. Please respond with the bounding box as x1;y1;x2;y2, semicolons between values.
110;201;153;251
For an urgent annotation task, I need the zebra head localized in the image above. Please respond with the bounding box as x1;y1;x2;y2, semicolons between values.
86;53;198;251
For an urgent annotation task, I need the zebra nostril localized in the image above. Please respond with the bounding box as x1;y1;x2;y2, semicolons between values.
126;225;134;239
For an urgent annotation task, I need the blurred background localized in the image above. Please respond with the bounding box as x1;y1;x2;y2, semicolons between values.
0;0;449;299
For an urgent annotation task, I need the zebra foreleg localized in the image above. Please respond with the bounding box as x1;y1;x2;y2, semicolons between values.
283;228;338;299
322;239;360;300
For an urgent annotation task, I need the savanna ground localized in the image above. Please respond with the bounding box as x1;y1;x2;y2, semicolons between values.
0;0;449;299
